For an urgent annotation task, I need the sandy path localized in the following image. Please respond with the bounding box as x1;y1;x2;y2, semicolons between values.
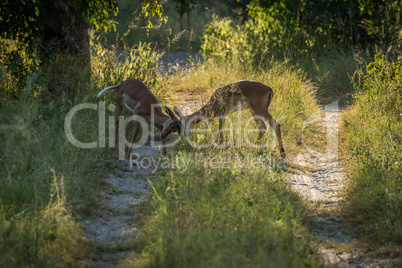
287;103;394;267
82;144;162;267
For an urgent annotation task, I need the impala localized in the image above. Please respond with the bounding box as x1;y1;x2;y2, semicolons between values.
173;80;285;159
97;79;182;158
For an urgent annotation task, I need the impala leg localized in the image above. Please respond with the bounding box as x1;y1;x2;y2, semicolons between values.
249;110;267;141
115;103;123;149
125;120;133;145
263;111;285;159
115;116;119;149
124;119;133;158
126;120;139;159
253;116;267;141
218;117;224;143
162;138;167;155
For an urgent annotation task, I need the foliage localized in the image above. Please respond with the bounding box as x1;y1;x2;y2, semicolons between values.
342;52;402;250
172;0;196;30
248;0;402;52
173;0;195;16
141;0;168;32
0;0;40;51
0;95;109;265
202;0;402;62
202;15;246;60
0;172;87;266
100;0;230;52
0;0;119;97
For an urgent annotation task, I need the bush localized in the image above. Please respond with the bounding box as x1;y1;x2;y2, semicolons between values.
92;41;168;102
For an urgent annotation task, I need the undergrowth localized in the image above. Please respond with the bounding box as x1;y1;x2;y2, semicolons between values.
201;15;359;103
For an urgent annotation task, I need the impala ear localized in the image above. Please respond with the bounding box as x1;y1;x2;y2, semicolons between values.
165;106;176;119
164;106;171;116
174;106;185;120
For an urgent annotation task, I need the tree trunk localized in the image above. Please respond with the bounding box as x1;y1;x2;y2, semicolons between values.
187;11;191;30
38;0;91;99
180;13;184;32
39;0;89;56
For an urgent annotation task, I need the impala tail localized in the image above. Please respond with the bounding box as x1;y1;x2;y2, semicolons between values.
267;91;273;107
97;85;119;98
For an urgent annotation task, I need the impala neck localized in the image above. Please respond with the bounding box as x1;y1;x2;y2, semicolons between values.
186;106;212;124
153;111;170;131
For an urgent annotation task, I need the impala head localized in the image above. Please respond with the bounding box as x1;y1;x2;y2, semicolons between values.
161;106;183;139
173;106;193;137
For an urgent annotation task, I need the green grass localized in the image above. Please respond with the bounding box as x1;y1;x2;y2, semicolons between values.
295;48;358;105
0;171;88;266
0;91;115;266
1;1;400;265
341;53;402;255
132;154;322;267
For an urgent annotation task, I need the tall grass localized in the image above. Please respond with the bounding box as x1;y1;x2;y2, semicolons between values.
341;52;402;254
297;49;357;104
0;171;86;266
0;89;113;265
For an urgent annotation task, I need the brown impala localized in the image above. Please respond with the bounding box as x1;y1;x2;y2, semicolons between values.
97;79;182;158
173;80;285;159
